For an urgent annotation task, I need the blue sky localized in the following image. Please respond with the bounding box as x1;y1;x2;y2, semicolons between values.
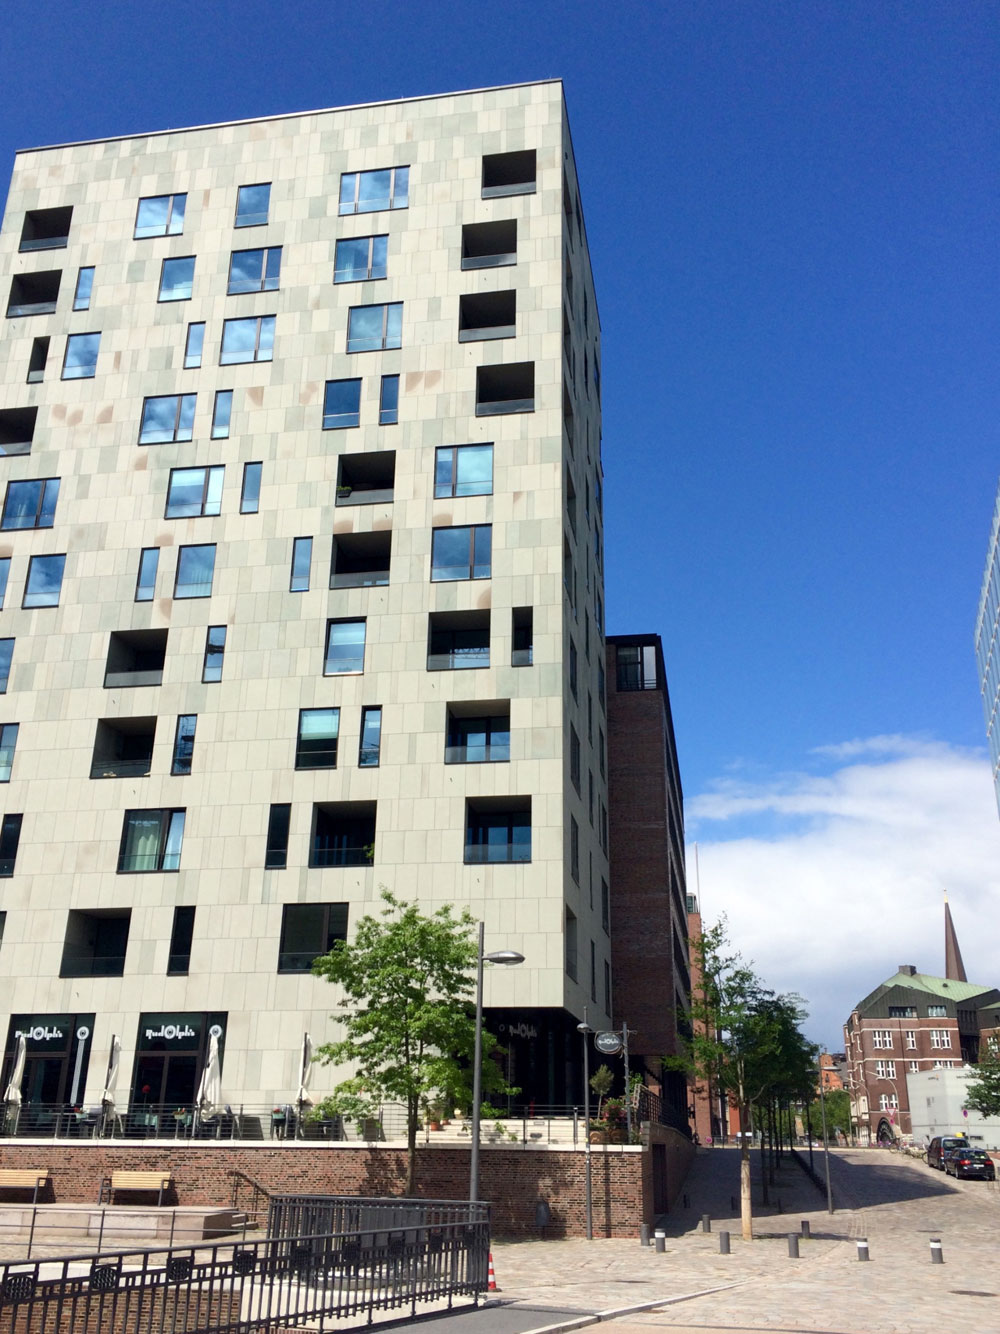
2;2;998;1043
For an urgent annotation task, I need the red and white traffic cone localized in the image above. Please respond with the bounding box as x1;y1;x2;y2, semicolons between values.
487;1253;498;1292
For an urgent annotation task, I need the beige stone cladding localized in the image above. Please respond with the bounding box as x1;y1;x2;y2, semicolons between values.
0;81;608;1109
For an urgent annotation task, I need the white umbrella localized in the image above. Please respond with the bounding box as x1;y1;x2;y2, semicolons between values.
101;1035;120;1113
3;1033;26;1109
196;1033;222;1120
297;1033;314;1107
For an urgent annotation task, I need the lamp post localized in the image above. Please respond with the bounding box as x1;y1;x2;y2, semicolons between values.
469;921;524;1202
578;1010;593;1241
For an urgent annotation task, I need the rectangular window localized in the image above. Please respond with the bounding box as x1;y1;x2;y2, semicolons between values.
887;1006;918;1018
27;337;49;383
339;166;409;215
184;322;205;369
930;1029;951;1049
476;361;534;415
296;708;339;769
570;817;580;884
278;903;348;972
379;374;399;425
434;444;493;498
0;639;13;693
171;715;197;775
139;394;196;444
512;607;533;667
158;256;195;302
347;302;402;354
906;1030;917;1049
601;879;610;933
240;462;262;513
927;1004;947;1018
7;270;61;318
220;316;275;364
465;799;531;864
0;724;18;782
174;544;216;598
235;183;270;228
359;706;382;767
104;629;166;689
73;266;94;311
290;537;312;592
62;332;100;379
265;803;291;869
875;1060;896;1079
60;909;131;978
227;246;281;294
167;906;195;975
165;466;223;519
431;525;491;581
23;553;65;608
135;547;159;602
134;193;186;238
210;390;233;440
617;644;658;692
202;626;227;683
323;379;362;429
462;218;517;270
446;712;510;764
565;907;578;980
324;619;366;675
334;235;388;283
117;808;185;872
599;728;606;777
1;478;60;530
311;802;376;867
570;726;581;794
0;813;23;876
871;1030;893;1050
588;771;594;825
908;1060;919;1072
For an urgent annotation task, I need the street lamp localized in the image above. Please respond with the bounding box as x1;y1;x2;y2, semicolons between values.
578;1011;593;1241
469;921;524;1202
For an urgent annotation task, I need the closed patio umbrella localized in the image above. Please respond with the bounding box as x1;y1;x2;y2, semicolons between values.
297;1033;314;1107
101;1034;120;1112
196;1033;222;1121
3;1033;26;1108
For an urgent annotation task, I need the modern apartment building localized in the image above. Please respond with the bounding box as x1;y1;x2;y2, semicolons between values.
975;478;1000;817
0;81;611;1125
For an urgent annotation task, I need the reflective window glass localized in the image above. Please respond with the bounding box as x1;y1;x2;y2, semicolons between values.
158;256;195;301
235;183;270;227
23;553;66;607
62;332;100;379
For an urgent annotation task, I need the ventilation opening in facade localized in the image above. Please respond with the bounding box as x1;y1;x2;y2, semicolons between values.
7;271;61;318
459;291;516;342
427;610;490;671
482;150;536;198
336;451;396;505
19;206;73;252
60;909;130;978
330;531;391;589
461;219;517;270
90;717;157;779
476;362;534;416
104;630;168;688
0;406;37;457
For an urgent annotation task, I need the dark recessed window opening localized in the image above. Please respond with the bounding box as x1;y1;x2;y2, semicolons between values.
104;629;168;689
461;219;517;270
427;610;490;671
458;290;516;342
481;150;536;198
167;906;196;975
446;704;510;764
476;362;534;416
311;802;376;868
465;797;531;864
7;270;61;318
27;338;49;384
0;407;37;457
91;717;156;779
330;531;391;589
337;451;395;505
265;803;291;869
278;903;348;972
19;206;73;252
60;909;130;978
0;813;23;877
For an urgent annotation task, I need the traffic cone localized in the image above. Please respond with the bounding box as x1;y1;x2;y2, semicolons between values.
487;1253;498;1292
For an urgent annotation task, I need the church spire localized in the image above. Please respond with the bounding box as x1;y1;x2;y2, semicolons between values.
944;891;968;982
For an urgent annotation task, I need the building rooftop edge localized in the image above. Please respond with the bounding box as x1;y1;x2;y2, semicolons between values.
13;78;565;157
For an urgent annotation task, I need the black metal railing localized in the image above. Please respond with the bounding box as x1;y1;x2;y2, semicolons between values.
0;1214;490;1333
267;1194;487;1241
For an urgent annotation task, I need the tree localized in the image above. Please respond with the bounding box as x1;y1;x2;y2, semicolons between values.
311;890;511;1194
965;1042;1000;1118
806;1088;851;1140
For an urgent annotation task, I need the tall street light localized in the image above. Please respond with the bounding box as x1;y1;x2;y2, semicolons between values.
578;1010;593;1240
469;921;524;1202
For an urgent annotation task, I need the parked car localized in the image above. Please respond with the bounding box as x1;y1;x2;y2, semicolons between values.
927;1135;969;1169
944;1147;996;1181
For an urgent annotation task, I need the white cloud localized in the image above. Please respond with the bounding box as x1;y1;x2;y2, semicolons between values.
686;738;1000;1051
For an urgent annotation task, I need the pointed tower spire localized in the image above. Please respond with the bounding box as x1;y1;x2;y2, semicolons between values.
944;891;968;982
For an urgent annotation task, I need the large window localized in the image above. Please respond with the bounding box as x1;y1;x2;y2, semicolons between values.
139;394;196;444
19;206;72;251
930;1029;952;1049
465;799;531;864
220;316;275;364
617;644;658;692
0;724;18;782
359;706;382;767
434;445;492;498
158;256;195;302
23;554;65;608
62;333;100;379
445;709;510;764
481;150;536;198
165;466;223;519
104;630;167;688
1;478;60;530
334;236;387;283
174;544;216;598
117;809;185;872
323;379;361;430
7;271;60;318
0;813;23;876
346;303;402;353
295;708;339;769
90;717;156;779
431;525;491;581
339;167;409;215
60;910;131;978
227;247;281;294
134;194;186;238
324;620;366;675
234;183;270;228
311;802;376;867
278;903;348;972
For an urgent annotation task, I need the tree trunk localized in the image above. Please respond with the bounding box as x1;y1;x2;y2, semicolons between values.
405;1097;417;1196
740;1110;753;1241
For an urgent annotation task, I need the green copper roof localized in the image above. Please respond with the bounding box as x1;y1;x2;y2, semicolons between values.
879;972;993;1002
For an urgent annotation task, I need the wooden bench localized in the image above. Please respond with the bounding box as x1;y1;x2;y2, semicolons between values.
99;1170;173;1207
0;1169;52;1204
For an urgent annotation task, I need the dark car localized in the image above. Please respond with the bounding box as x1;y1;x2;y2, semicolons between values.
944;1147;996;1180
927;1135;969;1169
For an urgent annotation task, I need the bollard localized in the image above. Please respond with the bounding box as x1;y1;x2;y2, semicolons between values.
856;1238;870;1262
787;1234;799;1259
800;1220;811;1238
654;1230;666;1254
701;1213;712;1233
639;1223;650;1247
929;1238;944;1265
719;1230;730;1255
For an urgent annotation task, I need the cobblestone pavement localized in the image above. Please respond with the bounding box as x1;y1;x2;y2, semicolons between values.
490;1147;1000;1334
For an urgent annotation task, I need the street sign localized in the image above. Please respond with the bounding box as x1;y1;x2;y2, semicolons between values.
594;1030;622;1056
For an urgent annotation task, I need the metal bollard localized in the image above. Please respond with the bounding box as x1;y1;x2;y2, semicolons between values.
654;1229;666;1253
787;1234;799;1259
800;1220;811;1238
930;1238;944;1265
701;1213;712;1233
856;1238;870;1262
719;1230;730;1255
639;1223;650;1247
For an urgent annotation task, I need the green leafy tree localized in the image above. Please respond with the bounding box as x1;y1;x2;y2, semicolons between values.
965;1041;1000;1118
590;1063;614;1120
806;1088;851;1140
311;890;512;1194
